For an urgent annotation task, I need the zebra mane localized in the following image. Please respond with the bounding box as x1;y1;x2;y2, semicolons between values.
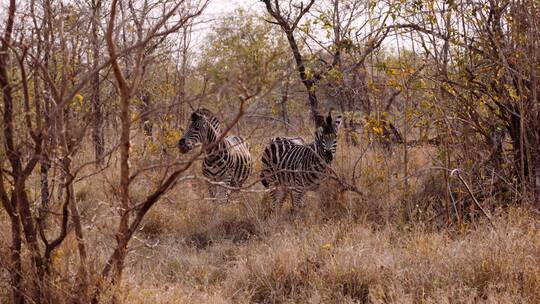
315;110;342;135
192;108;216;120
192;108;223;143
315;118;340;137
321;122;336;134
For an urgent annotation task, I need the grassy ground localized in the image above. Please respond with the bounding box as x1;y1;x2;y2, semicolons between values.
123;206;540;303
1;136;539;303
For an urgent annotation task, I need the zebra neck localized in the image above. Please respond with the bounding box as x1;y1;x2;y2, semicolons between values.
311;133;332;163
202;119;223;146
204;125;225;156
206;140;226;155
308;141;327;163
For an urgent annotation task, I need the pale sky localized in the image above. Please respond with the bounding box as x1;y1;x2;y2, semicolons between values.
201;0;261;26
205;0;254;15
191;0;260;47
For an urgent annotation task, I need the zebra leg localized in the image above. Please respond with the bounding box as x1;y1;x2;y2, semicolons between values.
207;176;231;204
291;189;305;212
270;188;286;211
212;185;229;204
220;178;234;204
207;183;217;200
223;188;232;204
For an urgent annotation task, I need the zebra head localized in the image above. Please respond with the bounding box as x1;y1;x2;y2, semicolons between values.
178;108;221;154
315;111;343;162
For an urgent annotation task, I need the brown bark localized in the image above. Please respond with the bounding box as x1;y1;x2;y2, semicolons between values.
91;1;207;300
69;181;90;302
41;0;53;207
105;0;132;293
177;25;191;126
92;84;248;304
57;101;89;299
91;0;105;165
261;0;322;125
0;170;23;304
1;2;29;303
280;69;291;125
140;91;153;136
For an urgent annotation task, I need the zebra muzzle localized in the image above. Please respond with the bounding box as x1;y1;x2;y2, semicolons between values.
324;150;333;162
178;139;191;154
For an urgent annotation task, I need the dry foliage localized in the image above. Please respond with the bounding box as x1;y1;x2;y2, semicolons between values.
1;0;539;303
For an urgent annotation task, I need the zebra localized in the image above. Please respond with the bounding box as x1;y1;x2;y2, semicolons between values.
178;108;252;202
260;111;343;212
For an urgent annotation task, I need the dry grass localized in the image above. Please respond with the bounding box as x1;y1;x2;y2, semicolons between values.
1;137;540;303
121;206;540;303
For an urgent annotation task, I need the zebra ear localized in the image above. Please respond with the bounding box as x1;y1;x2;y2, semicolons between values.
314;114;326;128
334;115;343;131
326;113;333;126
191;112;200;121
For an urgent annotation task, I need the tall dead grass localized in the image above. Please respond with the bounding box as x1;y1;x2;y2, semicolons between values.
121;205;540;303
1;135;539;303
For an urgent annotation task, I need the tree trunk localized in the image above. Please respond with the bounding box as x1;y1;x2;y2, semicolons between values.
261;0;321;125
9;214;24;304
508;111;529;192
105;1;132;299
1;174;23;304
1;2;35;301
283;31;320;124
40;0;53;215
280;70;291;126
91;0;105;164
177;25;190;127
140;91;153;137
68;186;89;302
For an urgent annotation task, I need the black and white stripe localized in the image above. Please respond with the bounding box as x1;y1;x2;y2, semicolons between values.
179;108;252;202
260;112;343;211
